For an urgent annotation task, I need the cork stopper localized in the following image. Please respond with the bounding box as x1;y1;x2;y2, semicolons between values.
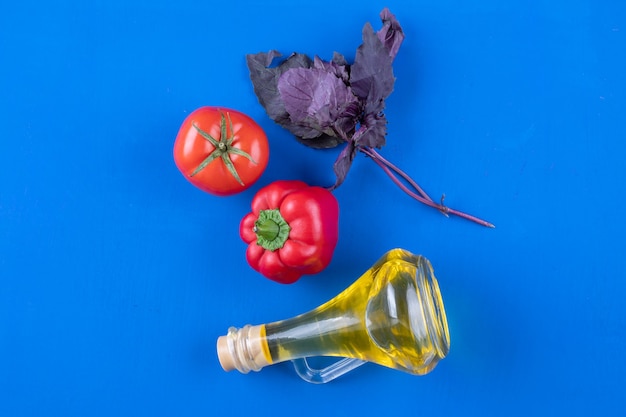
216;335;236;371
216;325;271;373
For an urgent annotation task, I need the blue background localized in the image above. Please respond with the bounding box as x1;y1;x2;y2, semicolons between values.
1;1;625;415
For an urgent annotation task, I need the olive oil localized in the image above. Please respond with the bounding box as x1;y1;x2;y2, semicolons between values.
264;249;449;375
217;249;450;378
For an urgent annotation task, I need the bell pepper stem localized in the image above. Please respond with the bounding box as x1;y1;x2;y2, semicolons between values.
254;209;291;251
255;218;279;241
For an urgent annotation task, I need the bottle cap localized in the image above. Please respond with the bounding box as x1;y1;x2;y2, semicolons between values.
216;325;270;373
216;335;235;371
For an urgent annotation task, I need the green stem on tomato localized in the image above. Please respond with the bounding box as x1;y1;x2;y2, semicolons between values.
190;112;257;186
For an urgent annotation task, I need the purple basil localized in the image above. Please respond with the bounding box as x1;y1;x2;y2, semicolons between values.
246;8;405;188
377;8;405;60
245;9;495;228
277;67;359;139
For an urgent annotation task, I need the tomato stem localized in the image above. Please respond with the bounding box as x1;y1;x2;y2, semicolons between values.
359;146;495;228
190;112;257;186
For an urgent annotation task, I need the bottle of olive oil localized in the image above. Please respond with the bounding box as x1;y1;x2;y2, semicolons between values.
217;249;450;382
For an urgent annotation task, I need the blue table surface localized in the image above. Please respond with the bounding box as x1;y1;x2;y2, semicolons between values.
2;1;625;416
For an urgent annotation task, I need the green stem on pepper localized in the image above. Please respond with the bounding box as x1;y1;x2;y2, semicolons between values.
253;209;291;251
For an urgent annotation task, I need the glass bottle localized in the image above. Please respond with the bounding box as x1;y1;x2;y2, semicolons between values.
217;248;450;383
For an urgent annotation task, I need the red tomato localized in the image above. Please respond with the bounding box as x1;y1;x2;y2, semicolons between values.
173;107;269;196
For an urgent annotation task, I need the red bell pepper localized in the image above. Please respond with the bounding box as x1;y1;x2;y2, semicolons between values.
239;180;339;284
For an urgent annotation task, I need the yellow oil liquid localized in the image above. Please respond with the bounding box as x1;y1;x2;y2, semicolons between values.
263;249;450;375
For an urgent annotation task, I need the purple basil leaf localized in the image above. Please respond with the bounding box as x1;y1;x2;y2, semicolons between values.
331;140;357;190
246;51;312;126
377;8;405;60
313;55;350;84
278;67;359;141
296;131;345;148
332;51;348;67
247;51;347;149
350;22;395;104
333;99;361;141
246;51;315;135
355;112;387;148
278;68;334;127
